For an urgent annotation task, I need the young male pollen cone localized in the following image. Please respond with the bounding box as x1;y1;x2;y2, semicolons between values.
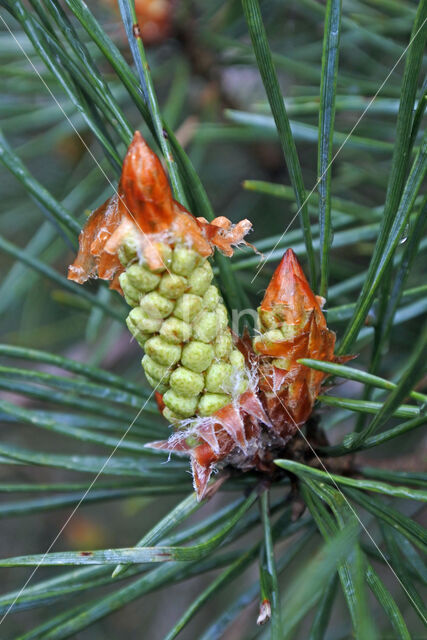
68;132;269;499
68;132;341;499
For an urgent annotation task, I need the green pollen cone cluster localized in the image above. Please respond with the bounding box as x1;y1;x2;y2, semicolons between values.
119;237;249;423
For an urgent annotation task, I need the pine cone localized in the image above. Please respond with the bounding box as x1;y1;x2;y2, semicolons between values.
68;132;343;499
68;132;267;497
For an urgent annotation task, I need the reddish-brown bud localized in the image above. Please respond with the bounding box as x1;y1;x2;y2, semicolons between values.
68;132;253;288
255;249;336;438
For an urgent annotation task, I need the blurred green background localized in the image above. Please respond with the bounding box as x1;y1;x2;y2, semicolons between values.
0;0;425;638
